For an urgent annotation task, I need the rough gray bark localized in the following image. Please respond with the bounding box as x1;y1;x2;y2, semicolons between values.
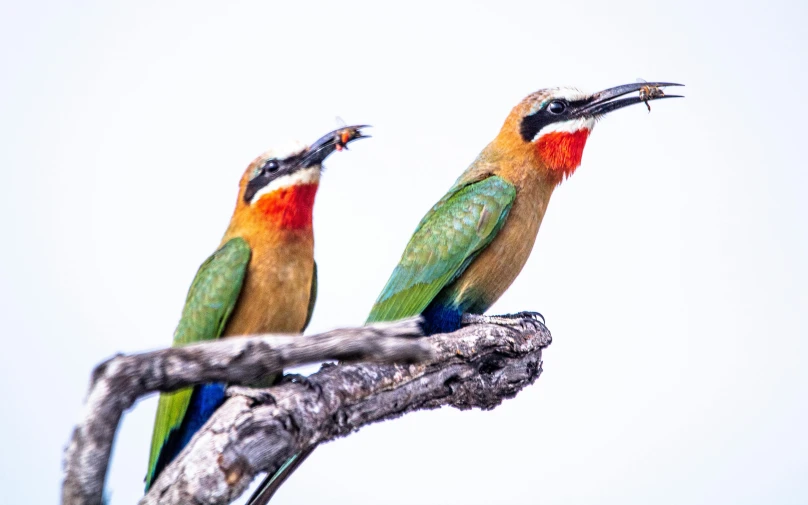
62;318;430;505
140;317;551;505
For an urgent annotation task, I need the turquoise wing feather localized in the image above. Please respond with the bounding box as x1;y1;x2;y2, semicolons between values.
145;237;251;488
367;175;516;323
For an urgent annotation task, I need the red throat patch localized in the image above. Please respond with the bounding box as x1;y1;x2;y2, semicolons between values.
254;183;318;230
536;129;590;178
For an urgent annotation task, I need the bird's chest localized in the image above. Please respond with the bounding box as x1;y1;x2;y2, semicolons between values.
223;239;315;336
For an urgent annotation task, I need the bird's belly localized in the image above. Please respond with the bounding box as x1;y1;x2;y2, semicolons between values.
222;245;314;336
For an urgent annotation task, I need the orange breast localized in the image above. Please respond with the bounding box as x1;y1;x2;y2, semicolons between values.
220;182;320;337
222;237;315;337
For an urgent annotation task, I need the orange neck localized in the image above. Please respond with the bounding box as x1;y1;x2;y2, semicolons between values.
222;182;319;248
484;122;559;188
484;113;591;188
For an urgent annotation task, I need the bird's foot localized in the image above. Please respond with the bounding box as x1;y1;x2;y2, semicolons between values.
226;386;276;405
461;311;546;331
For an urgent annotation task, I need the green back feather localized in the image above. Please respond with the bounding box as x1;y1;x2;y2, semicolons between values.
367;176;515;323
145;237;251;488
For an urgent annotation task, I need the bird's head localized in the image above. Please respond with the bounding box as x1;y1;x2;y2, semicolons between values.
234;125;368;230
498;82;682;181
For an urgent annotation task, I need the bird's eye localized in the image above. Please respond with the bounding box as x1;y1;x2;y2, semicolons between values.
547;100;567;115
263;160;279;173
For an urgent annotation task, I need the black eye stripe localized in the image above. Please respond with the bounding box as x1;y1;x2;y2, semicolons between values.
519;98;591;141
244;171;272;203
243;158;298;203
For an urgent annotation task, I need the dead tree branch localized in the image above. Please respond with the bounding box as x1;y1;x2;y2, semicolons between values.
62;318;430;505
141;317;551;505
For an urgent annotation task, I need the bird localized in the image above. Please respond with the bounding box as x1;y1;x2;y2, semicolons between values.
144;124;369;491
368;81;682;333
248;81;682;503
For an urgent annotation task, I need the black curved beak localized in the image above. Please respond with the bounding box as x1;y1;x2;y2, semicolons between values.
574;82;684;117
300;125;371;168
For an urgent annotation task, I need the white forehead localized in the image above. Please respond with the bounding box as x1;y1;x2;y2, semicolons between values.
258;139;307;161
528;87;589;115
547;86;588;101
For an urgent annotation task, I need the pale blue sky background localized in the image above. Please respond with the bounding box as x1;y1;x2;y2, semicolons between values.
1;1;806;504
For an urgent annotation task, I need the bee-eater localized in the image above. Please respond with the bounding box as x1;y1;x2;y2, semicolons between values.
144;125;368;490
368;81;682;333
250;81;681;503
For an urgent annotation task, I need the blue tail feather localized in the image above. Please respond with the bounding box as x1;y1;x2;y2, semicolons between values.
149;382;227;489
178;383;227;449
421;301;463;335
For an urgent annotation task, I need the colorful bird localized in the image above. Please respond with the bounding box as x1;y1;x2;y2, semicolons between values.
144;125;368;490
249;81;682;503
368;81;682;333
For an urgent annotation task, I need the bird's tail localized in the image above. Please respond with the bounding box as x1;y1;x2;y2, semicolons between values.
246;446;317;505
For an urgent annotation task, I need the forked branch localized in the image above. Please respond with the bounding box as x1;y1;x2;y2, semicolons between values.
141;317;551;505
61;316;551;505
62;318;430;505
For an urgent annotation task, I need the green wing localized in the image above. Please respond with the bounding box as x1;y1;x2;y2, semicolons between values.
367;175;516;323
145;237;251;487
303;261;317;330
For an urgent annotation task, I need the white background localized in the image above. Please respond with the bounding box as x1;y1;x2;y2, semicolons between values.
2;1;806;503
